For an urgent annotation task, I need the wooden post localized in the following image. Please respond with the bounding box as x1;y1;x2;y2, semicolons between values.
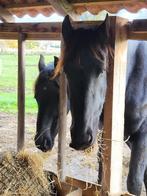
102;17;128;195
17;33;26;151
58;68;67;181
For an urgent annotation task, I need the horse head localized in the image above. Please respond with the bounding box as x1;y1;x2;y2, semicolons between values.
34;55;59;152
59;15;110;150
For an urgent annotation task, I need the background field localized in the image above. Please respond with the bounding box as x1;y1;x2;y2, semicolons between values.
0;53;54;113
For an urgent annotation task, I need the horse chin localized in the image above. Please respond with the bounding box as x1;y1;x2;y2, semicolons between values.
41;148;52;153
37;144;54;152
69;138;95;151
35;134;55;152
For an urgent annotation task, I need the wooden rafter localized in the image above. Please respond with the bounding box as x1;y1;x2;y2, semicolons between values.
0;6;15;22
4;0;135;10
0;18;146;40
6;2;51;10
0;21;103;33
0;20;101;40
48;0;79;20
128;19;147;40
69;0;134;4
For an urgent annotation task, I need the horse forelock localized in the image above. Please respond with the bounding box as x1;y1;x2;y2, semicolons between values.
53;32;113;76
53;49;65;78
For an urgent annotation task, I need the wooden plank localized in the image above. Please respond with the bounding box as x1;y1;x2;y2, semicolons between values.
51;173;82;195
0;6;15;22
58;70;67;181
107;192;134;196
128;32;147;41
0;32;18;40
17;33;26;151
128;19;147;40
72;0;132;6
129;19;147;32
48;0;79;20
6;2;51;10
0;22;62;33
66;176;101;196
0;21;102;33
26;33;60;40
0;32;60;40
71;0;132;3
61;182;82;196
102;16;128;195
0;19;147;39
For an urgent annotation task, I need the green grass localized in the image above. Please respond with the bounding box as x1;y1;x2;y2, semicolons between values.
0;54;54;113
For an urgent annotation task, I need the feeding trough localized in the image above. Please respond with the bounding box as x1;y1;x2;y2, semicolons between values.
0;150;101;196
0;151;54;195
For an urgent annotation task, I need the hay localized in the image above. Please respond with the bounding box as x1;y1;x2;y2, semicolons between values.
0;150;55;196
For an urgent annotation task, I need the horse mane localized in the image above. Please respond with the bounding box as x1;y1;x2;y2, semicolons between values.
33;75;39;94
53;49;65;78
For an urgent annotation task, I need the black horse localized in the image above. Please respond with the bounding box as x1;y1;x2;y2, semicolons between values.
55;15;147;195
34;55;60;152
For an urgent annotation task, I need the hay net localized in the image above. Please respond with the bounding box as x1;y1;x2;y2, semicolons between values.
0;150;56;196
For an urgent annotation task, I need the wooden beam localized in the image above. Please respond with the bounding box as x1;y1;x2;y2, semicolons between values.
0;32;18;40
102;16;128;195
0;6;15;22
0;21;102;41
17;33;26;151
0;21;102;40
58;70;67;181
70;0;132;3
6;2;51;10
128;19;147;40
71;0;132;5
48;0;79;20
0;21;102;33
52;173;82;195
0;22;62;33
66;176;101;196
128;32;147;41
129;19;147;32
26;33;60;40
0;32;60;40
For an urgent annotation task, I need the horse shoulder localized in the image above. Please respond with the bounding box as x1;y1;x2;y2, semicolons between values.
125;41;147;136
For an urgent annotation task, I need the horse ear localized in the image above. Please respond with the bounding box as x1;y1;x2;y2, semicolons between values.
54;56;59;68
98;14;110;41
62;15;73;42
38;54;45;72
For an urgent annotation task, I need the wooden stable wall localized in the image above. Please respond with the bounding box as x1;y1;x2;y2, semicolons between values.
0;17;147;195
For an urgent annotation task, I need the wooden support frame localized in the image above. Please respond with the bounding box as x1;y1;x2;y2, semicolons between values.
66;176;101;196
17;33;26;151
128;19;147;40
102;16;128;195
0;21;102;40
58;71;67;181
0;18;146;40
0;16;147;193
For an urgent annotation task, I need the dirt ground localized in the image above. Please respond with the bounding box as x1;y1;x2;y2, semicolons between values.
0;112;146;195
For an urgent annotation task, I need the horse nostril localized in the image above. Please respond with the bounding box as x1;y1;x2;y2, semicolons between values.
44;139;47;148
87;132;93;144
69;142;73;148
